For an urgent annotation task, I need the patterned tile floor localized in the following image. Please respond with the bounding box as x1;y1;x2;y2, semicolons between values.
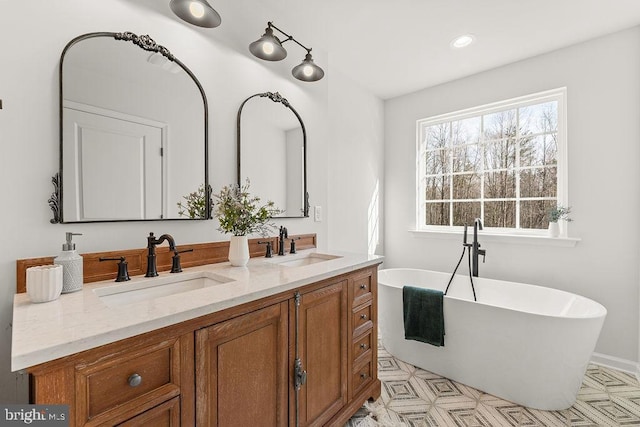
345;342;640;426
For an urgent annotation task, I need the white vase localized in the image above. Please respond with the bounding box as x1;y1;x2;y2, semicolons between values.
228;235;250;267
548;222;560;237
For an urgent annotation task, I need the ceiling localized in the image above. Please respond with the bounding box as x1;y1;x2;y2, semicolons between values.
147;0;640;100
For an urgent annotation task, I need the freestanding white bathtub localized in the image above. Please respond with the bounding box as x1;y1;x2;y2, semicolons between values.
378;268;607;410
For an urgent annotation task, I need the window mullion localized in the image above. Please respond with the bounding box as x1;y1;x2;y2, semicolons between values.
515;107;521;230
418;125;425;227
448;122;454;226
480;115;485;223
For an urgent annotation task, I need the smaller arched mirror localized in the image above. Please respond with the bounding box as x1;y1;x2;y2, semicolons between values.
237;92;309;218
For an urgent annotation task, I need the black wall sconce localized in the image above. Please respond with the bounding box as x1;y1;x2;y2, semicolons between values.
249;22;324;82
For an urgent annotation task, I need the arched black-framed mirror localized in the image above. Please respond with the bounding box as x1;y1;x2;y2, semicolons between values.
50;31;210;223
237;92;309;218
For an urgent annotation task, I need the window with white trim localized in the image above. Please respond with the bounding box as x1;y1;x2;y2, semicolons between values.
417;88;566;233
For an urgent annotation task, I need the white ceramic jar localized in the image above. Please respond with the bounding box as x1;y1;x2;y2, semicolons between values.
26;264;63;303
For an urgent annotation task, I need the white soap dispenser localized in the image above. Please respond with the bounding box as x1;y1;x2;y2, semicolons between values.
54;232;84;293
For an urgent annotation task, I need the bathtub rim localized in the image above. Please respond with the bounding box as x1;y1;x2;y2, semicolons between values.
379;267;607;320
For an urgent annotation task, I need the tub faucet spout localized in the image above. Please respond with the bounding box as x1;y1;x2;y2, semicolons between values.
471;218;485;277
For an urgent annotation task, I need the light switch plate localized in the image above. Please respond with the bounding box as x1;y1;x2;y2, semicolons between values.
314;206;322;222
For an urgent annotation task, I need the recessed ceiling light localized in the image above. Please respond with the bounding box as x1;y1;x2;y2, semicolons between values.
451;34;475;49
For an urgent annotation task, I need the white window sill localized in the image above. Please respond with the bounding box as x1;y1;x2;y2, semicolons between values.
409;229;580;247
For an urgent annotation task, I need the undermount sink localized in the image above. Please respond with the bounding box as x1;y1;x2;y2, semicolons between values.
94;271;234;307
268;252;342;268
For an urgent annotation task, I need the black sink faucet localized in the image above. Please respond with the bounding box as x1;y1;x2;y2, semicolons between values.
278;226;288;256
471;218;486;277
146;232;176;277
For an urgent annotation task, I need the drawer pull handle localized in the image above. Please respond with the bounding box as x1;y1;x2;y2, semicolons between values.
360;343;368;350
128;373;142;387
360;314;368;320
360;373;368;379
359;284;367;290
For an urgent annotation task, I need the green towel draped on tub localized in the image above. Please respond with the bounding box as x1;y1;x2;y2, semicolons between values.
402;286;445;347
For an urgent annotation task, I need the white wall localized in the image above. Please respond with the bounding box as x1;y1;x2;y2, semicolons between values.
0;0;332;402
327;69;385;255
384;26;640;366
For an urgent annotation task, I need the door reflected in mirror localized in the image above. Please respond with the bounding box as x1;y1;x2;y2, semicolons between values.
54;32;210;223
237;92;309;218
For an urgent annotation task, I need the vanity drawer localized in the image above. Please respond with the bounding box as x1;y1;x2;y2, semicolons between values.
352;303;373;336
352;358;373;396
117;396;180;426
76;339;181;422
353;331;373;362
352;274;372;307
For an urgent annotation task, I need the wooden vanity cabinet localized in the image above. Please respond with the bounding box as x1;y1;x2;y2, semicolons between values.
28;265;380;426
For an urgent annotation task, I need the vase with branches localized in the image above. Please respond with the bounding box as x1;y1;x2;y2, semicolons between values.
547;205;572;237
548;205;572;223
213;180;281;266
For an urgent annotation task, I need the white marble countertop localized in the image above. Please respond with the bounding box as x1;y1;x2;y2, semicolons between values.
12;249;383;371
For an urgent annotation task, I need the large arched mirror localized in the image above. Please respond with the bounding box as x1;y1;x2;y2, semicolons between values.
237;92;309;218
50;31;210;223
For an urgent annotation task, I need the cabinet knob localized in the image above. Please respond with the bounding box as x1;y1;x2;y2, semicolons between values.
359;284;367;290
360;373;368;379
360;314;368;320
360;343;368;350
128;373;142;387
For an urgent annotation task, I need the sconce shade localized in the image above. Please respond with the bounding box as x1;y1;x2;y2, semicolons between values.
249;27;287;61
292;53;324;82
170;0;221;28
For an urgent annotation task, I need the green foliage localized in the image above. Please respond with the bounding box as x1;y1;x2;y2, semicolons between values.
548;205;572;223
177;184;210;219
213;179;282;236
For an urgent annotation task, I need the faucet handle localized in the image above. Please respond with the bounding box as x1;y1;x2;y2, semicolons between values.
99;257;130;282
174;248;194;255
258;241;273;258
289;237;300;254
171;248;193;273
478;249;486;263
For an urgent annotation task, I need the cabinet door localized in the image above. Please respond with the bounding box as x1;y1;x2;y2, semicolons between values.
195;302;288;427
294;280;348;426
